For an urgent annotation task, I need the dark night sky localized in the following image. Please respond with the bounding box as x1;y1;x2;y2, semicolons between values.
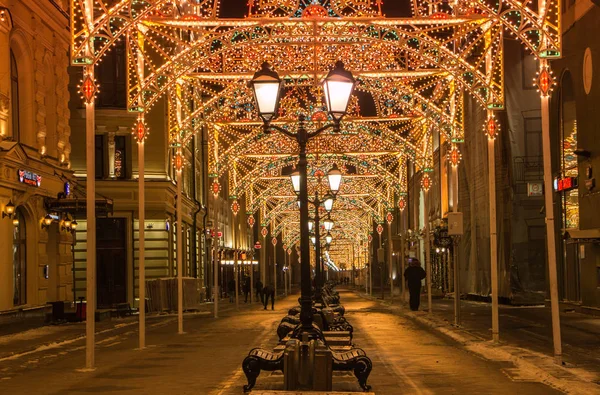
219;0;413;18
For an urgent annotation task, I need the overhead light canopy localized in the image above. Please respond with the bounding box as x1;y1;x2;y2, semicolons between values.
249;62;283;124
322;61;356;122
327;164;342;194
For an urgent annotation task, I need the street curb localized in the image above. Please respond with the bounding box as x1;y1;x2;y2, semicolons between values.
354;291;599;395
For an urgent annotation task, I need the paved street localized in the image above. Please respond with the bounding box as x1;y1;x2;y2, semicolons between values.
0;290;581;394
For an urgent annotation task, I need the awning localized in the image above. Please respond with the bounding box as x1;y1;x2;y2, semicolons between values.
563;229;600;240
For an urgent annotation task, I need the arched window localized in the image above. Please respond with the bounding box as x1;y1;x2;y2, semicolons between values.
10;50;20;142
559;72;578;229
12;208;27;305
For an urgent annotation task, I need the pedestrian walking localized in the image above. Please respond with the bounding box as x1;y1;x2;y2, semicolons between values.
263;284;275;310
228;278;236;303
243;276;251;303
255;279;263;304
404;258;426;311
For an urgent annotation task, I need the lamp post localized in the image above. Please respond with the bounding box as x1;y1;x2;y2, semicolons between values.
250;61;354;336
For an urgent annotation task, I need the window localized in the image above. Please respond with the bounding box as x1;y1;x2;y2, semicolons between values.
13;208;26;306
560;72;579;229
524;117;542;158
96;41;126;108
10;50;19;142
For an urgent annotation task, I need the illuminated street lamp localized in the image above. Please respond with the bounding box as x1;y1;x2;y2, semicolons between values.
323;218;334;231
325;232;333;245
250;61;355;337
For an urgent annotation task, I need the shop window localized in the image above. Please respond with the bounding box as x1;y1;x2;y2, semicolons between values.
114;135;127;179
13;208;27;306
560;72;579;229
10;50;20;142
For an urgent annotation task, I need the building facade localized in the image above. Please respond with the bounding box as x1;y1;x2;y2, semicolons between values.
0;0;74;313
550;0;600;312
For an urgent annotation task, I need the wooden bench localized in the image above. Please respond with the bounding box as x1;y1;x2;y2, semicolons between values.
242;348;284;392
331;348;372;391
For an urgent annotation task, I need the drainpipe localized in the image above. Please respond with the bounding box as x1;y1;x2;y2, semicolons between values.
191;133;202;279
201;124;210;299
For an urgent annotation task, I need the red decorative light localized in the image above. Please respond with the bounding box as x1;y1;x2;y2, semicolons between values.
398;197;406;211
367;234;373;243
485;116;499;140
302;4;328;18
272;237;277;246
386;212;393;224
312;111;327;121
534;66;555;97
376;224;383;235
448;145;461;167
81;75;97;104
175;153;183;171
211;181;220;196
135;117;147;142
247;214;255;227
254;241;262;250
231;200;240;215
421;174;431;191
261;227;268;237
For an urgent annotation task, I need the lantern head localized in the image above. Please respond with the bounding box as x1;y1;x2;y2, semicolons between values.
249;62;283;124
322;61;356;123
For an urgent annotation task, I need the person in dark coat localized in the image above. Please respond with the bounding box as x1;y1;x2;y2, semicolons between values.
243;276;251;303
263;284;275;310
404;258;426;311
255;280;263;304
227;278;236;303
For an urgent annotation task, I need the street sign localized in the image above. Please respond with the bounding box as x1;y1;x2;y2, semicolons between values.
527;182;543;197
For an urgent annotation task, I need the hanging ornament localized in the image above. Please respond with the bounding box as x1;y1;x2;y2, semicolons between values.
367;234;373;243
484;114;499;141
133;115;148;142
79;74;98;104
421;173;432;191
386;212;393;224
247;214;255;227
448;144;462;167
282;244;287;250
175;152;183;172
211;181;221;197
272;237;277;246
398;197;407;211
376;224;384;235
261;227;268;238
287;248;292;255
534;65;556;97
231;200;240;216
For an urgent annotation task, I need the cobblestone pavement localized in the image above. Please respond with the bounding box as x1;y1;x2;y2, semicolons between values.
0;291;567;394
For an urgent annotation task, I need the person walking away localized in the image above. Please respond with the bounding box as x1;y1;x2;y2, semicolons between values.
243;276;251;303
255;279;263;304
404;258;426;311
228;278;236;303
263;284;275;310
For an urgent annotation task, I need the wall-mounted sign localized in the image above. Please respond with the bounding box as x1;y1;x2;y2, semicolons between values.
527;182;543;197
64;182;71;197
18;170;41;187
553;176;578;192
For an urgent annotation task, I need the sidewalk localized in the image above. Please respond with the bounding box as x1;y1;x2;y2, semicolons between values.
354;287;600;394
0;293;271;363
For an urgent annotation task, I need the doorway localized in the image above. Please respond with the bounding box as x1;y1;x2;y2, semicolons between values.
97;218;127;308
